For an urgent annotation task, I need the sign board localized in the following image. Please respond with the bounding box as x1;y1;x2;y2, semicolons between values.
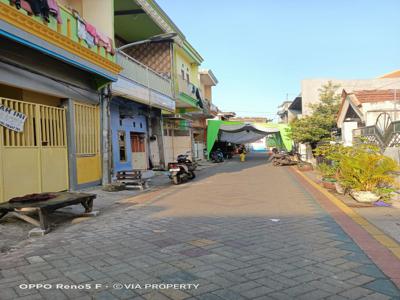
0;104;27;132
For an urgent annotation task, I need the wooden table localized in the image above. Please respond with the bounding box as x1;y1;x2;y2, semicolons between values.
0;192;96;233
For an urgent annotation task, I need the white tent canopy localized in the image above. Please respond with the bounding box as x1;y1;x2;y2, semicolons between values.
219;124;280;144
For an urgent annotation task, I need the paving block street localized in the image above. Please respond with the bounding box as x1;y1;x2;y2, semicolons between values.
1;153;399;300
1;1;400;299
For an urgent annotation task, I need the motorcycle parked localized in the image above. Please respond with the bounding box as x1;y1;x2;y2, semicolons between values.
210;149;224;163
168;154;196;185
177;154;197;171
270;148;301;166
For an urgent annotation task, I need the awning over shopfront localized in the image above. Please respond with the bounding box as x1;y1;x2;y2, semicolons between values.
207;120;292;157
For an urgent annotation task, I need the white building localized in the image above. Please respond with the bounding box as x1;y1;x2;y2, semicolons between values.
293;78;400;117
337;89;400;146
277;98;301;123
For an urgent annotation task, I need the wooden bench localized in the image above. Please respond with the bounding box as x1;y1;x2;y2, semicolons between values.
116;170;148;190
0;192;96;233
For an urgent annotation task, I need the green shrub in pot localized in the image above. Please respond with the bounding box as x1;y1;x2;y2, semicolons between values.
316;141;399;198
338;150;399;202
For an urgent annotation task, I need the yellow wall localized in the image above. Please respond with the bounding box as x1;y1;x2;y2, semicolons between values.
0;84;23;99
41;148;69;191
58;0;113;38
0;148;69;202
1;149;41;202
59;0;83;14
22;90;61;106
82;0;114;39
76;154;101;184
190;63;199;86
175;47;200;86
0;84;61;106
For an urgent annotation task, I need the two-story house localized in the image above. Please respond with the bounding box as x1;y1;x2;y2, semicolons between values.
0;0;121;202
115;0;206;165
163;36;204;163
109;0;176;178
0;0;222;201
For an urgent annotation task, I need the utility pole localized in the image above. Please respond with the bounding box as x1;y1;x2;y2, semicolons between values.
101;85;112;186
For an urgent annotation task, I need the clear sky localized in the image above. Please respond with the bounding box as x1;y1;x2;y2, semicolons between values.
157;0;400;119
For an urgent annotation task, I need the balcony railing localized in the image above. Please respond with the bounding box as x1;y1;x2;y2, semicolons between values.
117;52;173;98
1;0;116;65
352;121;400;149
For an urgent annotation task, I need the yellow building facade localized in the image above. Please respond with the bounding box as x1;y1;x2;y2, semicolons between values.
0;0;120;202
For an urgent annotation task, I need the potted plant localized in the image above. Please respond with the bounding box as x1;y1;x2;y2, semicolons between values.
315;143;349;193
317;163;337;190
334;181;345;195
322;177;337;190
338;150;399;203
318;162;337;190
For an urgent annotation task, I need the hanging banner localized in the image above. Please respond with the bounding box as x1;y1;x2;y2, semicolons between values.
0;104;27;132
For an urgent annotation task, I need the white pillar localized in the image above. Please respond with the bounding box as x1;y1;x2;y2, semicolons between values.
342;121;358;146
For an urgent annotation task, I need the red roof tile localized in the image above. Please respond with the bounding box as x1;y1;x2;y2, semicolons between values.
353;90;399;103
379;70;400;78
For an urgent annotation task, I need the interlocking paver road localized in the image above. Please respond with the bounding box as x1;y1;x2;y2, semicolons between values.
1;153;399;299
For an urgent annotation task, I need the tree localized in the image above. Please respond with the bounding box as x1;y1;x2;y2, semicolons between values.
290;81;341;147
